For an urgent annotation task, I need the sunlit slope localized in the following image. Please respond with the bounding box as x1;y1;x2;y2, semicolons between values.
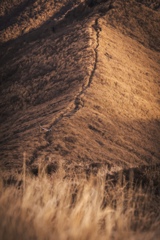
42;32;159;173
31;0;160;172
0;0;160;173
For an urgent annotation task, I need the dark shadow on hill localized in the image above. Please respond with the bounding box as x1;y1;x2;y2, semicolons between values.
0;0;37;31
1;116;159;178
53;0;113;29
0;0;113;55
0;1;81;52
2;162;160;196
135;0;160;11
106;164;160;195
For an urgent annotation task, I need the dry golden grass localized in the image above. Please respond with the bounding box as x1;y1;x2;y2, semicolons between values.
0;163;160;240
0;1;160;238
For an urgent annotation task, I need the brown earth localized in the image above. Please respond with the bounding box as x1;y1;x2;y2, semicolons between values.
0;0;160;177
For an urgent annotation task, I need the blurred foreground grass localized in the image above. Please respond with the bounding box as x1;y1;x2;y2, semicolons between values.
0;162;160;240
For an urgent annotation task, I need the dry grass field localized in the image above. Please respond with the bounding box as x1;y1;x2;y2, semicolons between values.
0;161;160;240
0;0;160;239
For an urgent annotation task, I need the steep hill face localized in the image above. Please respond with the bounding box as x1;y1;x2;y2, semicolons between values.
0;0;160;175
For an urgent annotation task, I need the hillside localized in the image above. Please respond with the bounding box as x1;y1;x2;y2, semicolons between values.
0;0;160;177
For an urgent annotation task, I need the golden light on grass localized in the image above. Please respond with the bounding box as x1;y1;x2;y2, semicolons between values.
0;162;159;240
0;1;160;239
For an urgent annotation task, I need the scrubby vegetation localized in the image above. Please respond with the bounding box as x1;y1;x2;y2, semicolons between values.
0;163;160;240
